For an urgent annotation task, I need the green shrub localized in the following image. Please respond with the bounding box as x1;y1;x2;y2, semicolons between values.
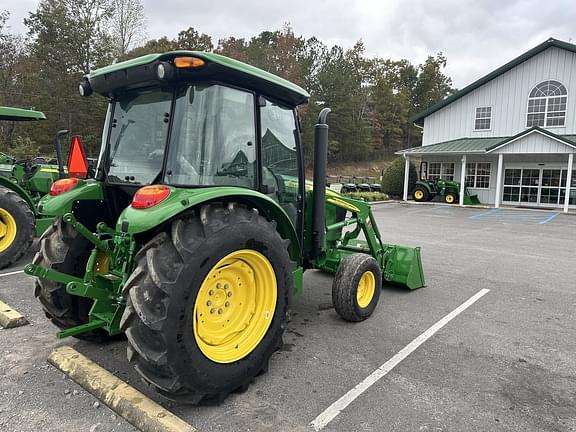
343;191;389;202
381;157;417;197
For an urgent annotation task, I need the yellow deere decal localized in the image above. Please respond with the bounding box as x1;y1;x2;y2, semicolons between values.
326;197;360;213
39;168;60;173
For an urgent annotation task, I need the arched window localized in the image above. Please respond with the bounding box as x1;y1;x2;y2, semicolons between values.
526;80;567;127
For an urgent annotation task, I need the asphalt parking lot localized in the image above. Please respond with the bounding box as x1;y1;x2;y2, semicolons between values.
1;203;575;432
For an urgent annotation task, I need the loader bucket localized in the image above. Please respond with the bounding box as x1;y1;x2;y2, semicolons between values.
383;246;426;289
463;194;481;205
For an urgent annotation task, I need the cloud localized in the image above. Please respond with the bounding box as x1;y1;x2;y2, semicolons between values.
6;0;576;87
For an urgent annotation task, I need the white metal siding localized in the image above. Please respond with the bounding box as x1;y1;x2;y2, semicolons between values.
491;132;576;154
423;47;576;145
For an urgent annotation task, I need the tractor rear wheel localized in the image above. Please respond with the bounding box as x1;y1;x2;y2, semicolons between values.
33;217;112;341
120;203;292;404
0;186;35;269
412;187;429;202
332;253;382;322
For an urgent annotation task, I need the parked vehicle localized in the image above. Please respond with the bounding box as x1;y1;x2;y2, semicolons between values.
26;52;426;404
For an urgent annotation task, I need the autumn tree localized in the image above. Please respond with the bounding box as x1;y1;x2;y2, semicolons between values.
111;0;146;58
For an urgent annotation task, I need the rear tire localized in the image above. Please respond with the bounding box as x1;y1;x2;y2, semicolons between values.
33;217;113;341
332;254;382;322
412;187;429;202
120;203;292;404
0;186;35;269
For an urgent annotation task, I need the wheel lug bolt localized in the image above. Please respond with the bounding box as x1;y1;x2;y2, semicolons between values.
224;284;229;289
206;300;212;306
225;301;230;307
216;283;221;289
218;309;223;314
209;290;214;296
227;291;232;297
210;308;215;314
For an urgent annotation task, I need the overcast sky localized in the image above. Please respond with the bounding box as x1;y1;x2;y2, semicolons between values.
5;0;576;88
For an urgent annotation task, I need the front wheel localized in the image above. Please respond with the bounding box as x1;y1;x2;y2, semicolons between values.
121;203;293;404
444;192;458;204
332;254;382;322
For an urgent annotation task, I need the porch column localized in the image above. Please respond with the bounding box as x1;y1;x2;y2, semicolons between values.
402;154;410;201
459;154;467;206
494;153;504;208
564;153;573;214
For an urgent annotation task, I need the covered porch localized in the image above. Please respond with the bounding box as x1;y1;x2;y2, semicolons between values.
396;129;576;213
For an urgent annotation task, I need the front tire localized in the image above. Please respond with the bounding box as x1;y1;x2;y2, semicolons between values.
444;192;458;204
0;186;35;269
120;203;292;404
332;254;382;322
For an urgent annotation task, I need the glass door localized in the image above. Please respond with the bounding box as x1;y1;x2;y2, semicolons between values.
503;169;521;203
519;169;540;203
540;169;562;205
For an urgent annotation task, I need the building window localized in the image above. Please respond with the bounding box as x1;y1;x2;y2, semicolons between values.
465;162;491;189
428;162;455;181
474;107;491;130
526;80;567;127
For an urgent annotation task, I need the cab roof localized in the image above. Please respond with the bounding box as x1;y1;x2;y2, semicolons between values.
0;106;46;121
88;51;310;107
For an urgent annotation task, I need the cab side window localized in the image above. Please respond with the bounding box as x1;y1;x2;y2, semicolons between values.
260;100;300;224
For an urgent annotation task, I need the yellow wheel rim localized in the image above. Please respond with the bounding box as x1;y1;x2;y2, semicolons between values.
414;190;424;200
446;194;455;203
0;208;17;253
193;249;277;364
356;271;376;309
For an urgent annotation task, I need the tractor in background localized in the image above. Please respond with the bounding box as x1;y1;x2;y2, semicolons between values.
26;51;426;404
0;107;91;269
412;161;480;205
0;107;64;269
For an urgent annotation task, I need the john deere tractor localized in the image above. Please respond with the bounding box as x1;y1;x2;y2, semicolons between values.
412;161;480;205
26;52;425;404
0;107;73;269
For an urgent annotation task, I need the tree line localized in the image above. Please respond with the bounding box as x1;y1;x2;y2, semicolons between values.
0;0;454;164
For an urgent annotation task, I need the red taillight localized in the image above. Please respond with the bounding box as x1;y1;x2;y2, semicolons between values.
49;178;79;196
131;185;170;209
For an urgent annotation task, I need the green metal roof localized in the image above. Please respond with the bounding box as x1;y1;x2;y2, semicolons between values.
398;128;576;155
397;137;504;154
0;106;46;121
411;38;576;126
88;50;309;105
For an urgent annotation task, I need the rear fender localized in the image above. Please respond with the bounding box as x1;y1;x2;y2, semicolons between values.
37;180;104;217
116;187;301;262
414;180;432;194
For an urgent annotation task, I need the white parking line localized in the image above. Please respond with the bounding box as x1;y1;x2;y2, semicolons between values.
0;270;24;278
310;288;490;431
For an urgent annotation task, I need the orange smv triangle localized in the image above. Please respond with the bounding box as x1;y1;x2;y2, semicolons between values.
67;135;89;179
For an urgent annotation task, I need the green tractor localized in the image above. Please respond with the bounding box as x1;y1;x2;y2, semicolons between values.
26;52;425;404
0;107;74;269
412;161;480;205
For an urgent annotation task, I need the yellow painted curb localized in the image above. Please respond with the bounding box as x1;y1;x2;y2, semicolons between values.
48;346;197;432
0;300;28;329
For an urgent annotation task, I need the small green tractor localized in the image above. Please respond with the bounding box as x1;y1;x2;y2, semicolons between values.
412;161;480;205
26;52;425;404
0;107;72;269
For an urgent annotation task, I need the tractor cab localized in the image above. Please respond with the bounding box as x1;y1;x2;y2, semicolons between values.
80;52;307;230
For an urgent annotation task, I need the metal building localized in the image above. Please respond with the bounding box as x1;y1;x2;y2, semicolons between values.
398;38;576;213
